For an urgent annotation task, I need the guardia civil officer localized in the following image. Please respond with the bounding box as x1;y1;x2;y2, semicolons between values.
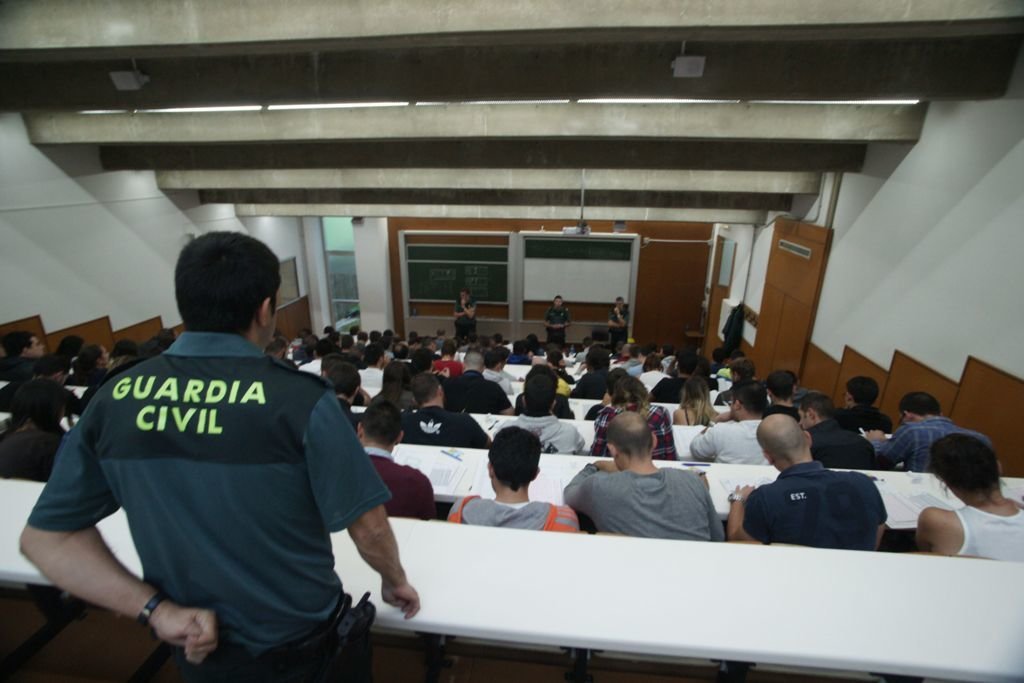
21;232;419;681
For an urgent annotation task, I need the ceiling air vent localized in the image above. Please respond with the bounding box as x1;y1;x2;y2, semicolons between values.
778;239;812;260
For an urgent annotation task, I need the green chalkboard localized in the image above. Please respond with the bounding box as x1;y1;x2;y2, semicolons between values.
407;262;508;302
407;245;508;262
524;238;632;261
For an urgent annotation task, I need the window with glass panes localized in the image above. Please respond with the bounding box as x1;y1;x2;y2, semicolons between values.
323;217;360;331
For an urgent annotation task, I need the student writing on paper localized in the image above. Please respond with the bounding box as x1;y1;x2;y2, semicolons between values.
358;400;435;520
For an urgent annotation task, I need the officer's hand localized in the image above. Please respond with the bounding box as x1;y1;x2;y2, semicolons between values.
382;581;420;619
150;601;219;663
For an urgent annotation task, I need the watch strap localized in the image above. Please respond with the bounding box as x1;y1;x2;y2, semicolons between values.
137;591;168;626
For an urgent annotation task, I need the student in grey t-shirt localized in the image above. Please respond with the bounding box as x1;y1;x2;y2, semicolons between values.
564;411;724;542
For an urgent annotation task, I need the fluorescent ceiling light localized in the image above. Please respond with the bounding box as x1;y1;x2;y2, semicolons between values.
415;99;571;106
78;109;129;114
267;101;409;110
751;99;920;105
578;98;741;104
138;105;263;113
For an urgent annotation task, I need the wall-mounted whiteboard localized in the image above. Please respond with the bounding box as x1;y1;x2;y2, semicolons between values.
521;236;636;303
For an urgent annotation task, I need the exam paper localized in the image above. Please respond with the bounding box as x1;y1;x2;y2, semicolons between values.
395;446;467;497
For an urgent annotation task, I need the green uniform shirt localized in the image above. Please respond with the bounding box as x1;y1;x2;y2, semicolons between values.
609;307;628;327
29;332;390;654
544;306;571;327
455;297;477;329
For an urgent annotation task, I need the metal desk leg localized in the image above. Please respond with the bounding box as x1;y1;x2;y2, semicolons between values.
126;642;172;683
564;647;592;683
717;660;752;683
420;633;450;683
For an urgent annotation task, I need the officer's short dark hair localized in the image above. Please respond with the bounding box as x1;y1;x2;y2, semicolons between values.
800;391;834;419
765;370;796;400
733;381;768;416
523;373;556;416
899;392;941;416
33;354;70;377
3;331;33;357
361;398;402;444
364;343;385;366
411;373;441;406
846;376;880;405
326;361;361;397
175;232;280;333
489;426;541;492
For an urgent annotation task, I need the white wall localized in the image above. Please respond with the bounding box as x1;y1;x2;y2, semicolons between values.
0;113;309;333
712;223;753;342
239;214;308;299
353;217;393;332
812;53;1024;380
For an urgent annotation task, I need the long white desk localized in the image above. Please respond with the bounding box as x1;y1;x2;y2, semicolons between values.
568;398;730;421
2;479;1022;682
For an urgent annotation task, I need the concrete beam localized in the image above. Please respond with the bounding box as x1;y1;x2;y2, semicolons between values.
24;103;926;144
100;140;867;173
232;203;766;224
2;1;1022;54
157;169;822;194
2;37;1018;110
199;188;792;211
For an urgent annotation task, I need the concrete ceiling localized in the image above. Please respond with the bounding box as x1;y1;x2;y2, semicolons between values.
2;1;1022;224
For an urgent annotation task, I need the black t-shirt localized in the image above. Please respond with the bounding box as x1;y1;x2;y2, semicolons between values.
570;369;608;400
442;371;513;415
763;404;800;421
834;405;893;434
515;393;574;420
400;406;489;449
0;429;62;482
807;419;876;470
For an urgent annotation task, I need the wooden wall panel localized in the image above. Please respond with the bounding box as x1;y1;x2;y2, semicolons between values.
772;295;813;375
801;343;841;396
274;296;311;342
951;357;1024;477
46;317;114;354
834;346;890;411
765;219;830;307
172;323;185;336
112;316;164;344
0;316;47;349
749;285;784;374
410;302;509;319
879;351;961;425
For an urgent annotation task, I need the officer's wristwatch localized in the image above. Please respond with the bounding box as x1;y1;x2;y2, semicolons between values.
727;492;746;504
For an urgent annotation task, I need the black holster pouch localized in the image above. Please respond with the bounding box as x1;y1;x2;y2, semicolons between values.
320;592;376;683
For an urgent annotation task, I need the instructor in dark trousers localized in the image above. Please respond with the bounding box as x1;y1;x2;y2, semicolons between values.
544;295;571;347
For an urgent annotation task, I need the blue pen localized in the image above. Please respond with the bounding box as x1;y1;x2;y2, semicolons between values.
441;449;463;462
681;462;711;467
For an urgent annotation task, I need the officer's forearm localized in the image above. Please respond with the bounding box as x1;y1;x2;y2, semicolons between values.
20;525;156;619
347;505;408;588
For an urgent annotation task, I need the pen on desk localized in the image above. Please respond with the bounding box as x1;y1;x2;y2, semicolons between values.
441;449;463;461
681;462;711;467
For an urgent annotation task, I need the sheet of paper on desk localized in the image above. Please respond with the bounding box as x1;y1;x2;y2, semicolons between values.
470;458;585;506
718;476;774;494
877;489;957;530
1004;486;1024;504
396;449;466;497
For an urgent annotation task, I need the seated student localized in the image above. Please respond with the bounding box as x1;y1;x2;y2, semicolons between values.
65;344;109;388
868;392;991;472
638;353;669;392
0;331;46;382
726;415;887;550
709;346;728;376
570;347;611;400
297;338;336;375
714;357;754;405
506;340;532;365
449;427;579;532
651;351;717;403
358;399;435;520
401;373;490;449
689;382;768;465
916;434;1024;561
377;360;416;411
442;351;514;415
514;365;575;420
617;343;644;376
0;379;67;482
590;376;676;460
264;336;290;363
432;339;464;379
482;349;514;394
673;376;718;427
797;392;875;470
54;334;84;361
358;342;387;386
833;376;893;434
545;347;575;396
324;359;364;427
763;370;800;420
524;333;543;356
582;368;628;421
498;374;585;455
0;354;80;416
565;412;722;541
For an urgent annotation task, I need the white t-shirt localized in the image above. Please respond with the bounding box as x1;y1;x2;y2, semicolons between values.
955;506;1024;561
688;420;767;465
